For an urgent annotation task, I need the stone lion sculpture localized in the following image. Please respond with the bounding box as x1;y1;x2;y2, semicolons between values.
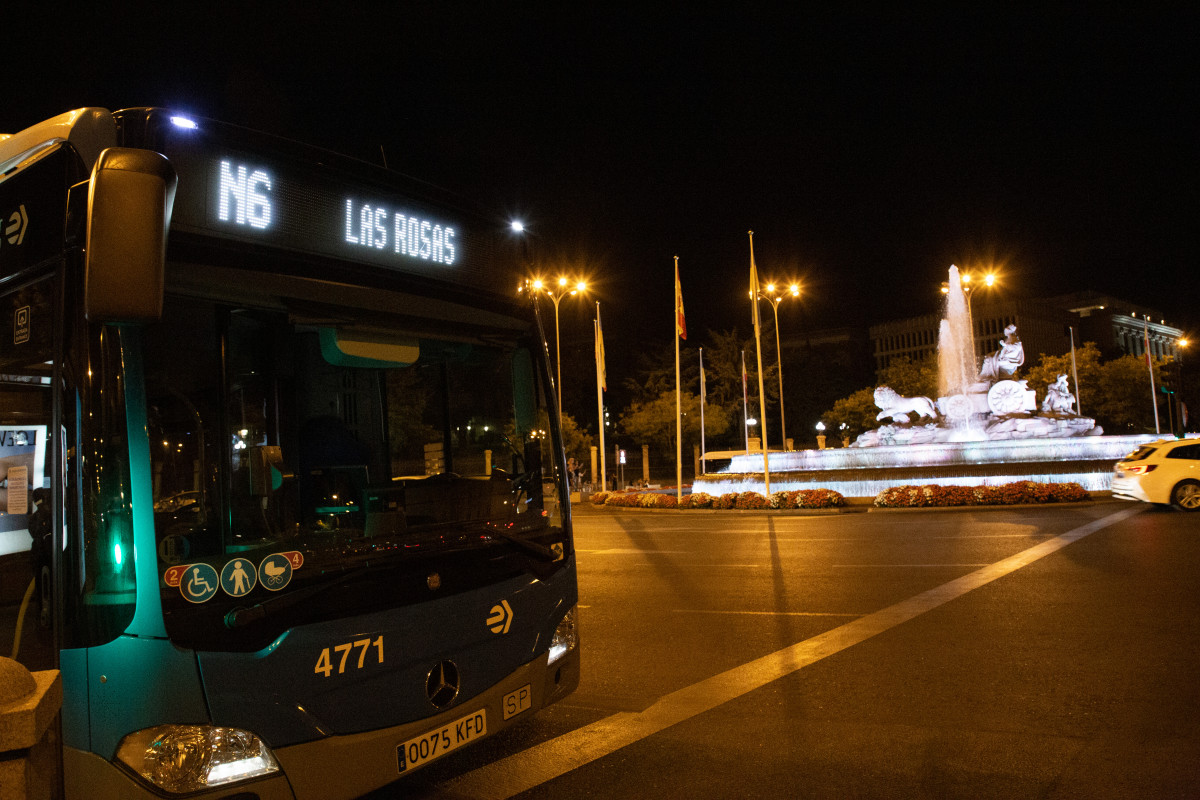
874;386;938;424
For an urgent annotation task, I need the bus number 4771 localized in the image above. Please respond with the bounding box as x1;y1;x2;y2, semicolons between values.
314;636;385;677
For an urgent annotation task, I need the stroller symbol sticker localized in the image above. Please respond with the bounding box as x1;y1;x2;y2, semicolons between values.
180;564;219;604
258;554;293;592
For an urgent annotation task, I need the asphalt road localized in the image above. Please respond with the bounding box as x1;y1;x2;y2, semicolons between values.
383;500;1200;799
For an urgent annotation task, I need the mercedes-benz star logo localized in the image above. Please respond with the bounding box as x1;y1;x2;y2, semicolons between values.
425;660;460;709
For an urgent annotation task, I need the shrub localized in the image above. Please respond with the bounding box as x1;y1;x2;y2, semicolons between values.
735;491;768;509
873;481;1089;508
715;493;738;509
590;492;610;506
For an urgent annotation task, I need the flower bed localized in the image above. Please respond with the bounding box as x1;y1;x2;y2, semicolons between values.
872;481;1089;508
589;482;1089;510
589;488;846;510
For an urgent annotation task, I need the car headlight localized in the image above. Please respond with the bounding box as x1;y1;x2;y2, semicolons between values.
115;724;279;793
548;605;578;664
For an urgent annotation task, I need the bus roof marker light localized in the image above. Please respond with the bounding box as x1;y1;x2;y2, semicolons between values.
170;116;198;130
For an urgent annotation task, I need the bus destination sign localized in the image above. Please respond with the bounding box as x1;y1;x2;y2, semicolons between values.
159;123;509;294
212;159;458;267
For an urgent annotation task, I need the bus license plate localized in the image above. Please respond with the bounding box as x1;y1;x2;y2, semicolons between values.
398;709;487;773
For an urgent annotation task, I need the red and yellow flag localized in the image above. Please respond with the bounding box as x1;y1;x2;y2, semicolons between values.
674;261;687;340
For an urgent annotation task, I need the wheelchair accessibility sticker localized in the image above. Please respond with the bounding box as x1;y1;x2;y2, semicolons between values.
258;553;294;592
164;563;220;604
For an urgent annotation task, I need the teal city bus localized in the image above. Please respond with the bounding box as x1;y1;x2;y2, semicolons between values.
0;108;579;799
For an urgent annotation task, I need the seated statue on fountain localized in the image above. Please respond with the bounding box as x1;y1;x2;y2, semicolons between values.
978;324;1024;381
874;386;938;424
1041;374;1077;415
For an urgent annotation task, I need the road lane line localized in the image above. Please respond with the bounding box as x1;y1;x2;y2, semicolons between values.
673;609;862;617
833;563;992;568
438;505;1143;799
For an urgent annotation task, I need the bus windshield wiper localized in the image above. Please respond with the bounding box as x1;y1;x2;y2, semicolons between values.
224;567;370;629
487;527;560;562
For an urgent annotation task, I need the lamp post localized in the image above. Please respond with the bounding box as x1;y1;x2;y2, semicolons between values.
815;421;826;450
941;266;997;315
1177;337;1189;434
756;282;800;450
523;276;587;420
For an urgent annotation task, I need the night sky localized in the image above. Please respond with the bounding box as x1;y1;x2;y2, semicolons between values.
6;7;1197;374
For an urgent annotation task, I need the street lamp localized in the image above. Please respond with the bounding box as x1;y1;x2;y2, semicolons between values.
756;281;800;450
1177;338;1189;434
940;266;997;315
815;420;826;450
522;276;587;420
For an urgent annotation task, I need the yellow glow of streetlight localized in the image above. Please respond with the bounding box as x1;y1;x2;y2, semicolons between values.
525;275;589;420
754;279;801;450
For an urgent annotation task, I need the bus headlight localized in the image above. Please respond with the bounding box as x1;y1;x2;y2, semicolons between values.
115;724;279;793
548;605;578;665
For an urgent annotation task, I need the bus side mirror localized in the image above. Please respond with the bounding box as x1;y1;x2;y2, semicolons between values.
85;147;177;323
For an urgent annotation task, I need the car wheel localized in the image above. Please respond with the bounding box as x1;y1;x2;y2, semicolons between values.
1170;480;1200;512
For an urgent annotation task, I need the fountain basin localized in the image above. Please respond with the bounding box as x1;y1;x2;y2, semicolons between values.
695;434;1164;499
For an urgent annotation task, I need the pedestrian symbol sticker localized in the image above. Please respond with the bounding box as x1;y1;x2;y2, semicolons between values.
221;559;257;597
259;553;293;592
178;563;219;604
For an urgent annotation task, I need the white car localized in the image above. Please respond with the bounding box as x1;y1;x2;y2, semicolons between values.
1112;438;1200;511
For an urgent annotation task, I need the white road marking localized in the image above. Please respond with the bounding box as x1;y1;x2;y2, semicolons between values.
833;563;992;568
439;506;1143;799
673;609;862;617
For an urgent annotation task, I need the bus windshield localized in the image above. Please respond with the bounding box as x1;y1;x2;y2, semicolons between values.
147;293;565;651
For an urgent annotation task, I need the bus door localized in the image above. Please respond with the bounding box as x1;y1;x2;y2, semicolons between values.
0;272;58;674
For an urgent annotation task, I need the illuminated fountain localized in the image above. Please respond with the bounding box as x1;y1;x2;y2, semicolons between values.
696;266;1160;498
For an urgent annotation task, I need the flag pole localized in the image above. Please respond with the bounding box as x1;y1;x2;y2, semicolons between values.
674;256;685;501
749;231;770;495
595;303;607;491
699;347;707;470
1145;316;1160;434
1069;326;1081;416
741;349;749;452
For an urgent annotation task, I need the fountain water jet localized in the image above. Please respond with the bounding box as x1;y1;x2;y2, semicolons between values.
938;265;976;400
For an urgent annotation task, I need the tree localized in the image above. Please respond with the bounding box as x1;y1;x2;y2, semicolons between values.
616;327;775;451
878;354;938;399
558;412;594;466
1021;341;1103;413
821;387;880;440
1091;354;1167;434
617;390;733;455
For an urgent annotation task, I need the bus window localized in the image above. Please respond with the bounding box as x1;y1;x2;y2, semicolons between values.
145;295;567;652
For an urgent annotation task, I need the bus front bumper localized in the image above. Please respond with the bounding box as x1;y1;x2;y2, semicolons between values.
63;647;577;800
275;646;579;799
